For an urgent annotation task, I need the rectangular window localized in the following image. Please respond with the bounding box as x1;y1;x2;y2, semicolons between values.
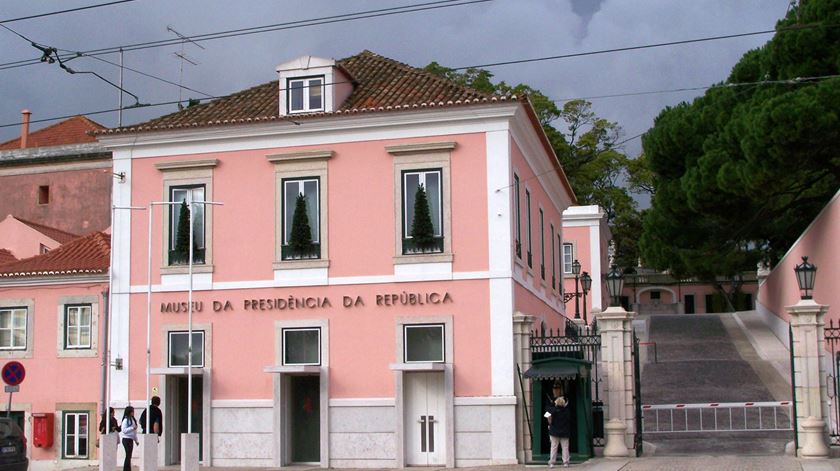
0;308;26;350
551;224;556;289
169;185;206;265
404;324;444;363
38;185;50;205
64;305;92;349
168;331;205;368
282;178;321;260
525;190;532;268
63;412;88;459
288;76;324;113
40;244;49;254
282;328;321;366
514;174;521;259
402;169;443;254
539;208;545;280
562;243;574;274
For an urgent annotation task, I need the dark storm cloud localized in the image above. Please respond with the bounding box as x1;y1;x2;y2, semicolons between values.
0;0;790;162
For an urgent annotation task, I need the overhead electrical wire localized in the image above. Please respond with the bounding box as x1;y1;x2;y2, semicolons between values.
3;72;838;132
0;0;136;24
0;0;491;71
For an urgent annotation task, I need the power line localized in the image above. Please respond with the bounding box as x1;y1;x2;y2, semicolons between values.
455;22;840;71
0;0;490;71
0;0;136;24
553;74;840;102
3;68;839;132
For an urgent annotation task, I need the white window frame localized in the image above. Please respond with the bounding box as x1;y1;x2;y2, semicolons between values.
551;223;556;289
0;308;27;351
526;190;533;268
282;178;321;245
64;304;92;350
167;331;205;368
539;207;545;280
514;173;521;258
402;169;443;240
403;324;445;364
282;327;322;366
562;242;574;275
63;411;89;459
287;76;325;113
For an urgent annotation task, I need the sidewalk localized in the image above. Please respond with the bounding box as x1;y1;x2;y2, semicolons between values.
77;456;840;471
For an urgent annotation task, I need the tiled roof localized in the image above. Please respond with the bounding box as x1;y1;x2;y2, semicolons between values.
98;50;520;135
13;216;79;244
0;249;16;267
0;231;110;278
0;116;105;150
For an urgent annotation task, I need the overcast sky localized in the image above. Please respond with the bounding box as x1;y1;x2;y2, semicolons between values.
0;0;790;159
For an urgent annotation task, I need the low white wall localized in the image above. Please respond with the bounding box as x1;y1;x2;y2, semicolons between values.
211;404;273;467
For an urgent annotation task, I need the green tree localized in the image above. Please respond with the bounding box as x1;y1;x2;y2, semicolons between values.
289;193;314;256
640;0;840;278
172;200;191;264
410;184;436;251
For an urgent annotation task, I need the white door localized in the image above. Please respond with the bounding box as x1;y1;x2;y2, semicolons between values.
405;372;445;466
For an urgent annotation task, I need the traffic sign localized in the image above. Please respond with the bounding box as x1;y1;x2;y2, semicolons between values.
1;362;25;386
4;386;18;393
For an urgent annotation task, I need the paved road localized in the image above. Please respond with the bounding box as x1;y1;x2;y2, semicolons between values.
639;314;792;455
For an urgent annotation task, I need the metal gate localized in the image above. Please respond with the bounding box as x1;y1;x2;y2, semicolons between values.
633;330;643;456
824;319;840;446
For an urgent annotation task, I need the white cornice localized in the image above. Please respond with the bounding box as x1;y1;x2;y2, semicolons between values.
98;104;519;158
155;158;219;170
266;149;333;162
385;141;457;155
0;274;108;287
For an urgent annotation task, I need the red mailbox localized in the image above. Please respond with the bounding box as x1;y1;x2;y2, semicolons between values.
32;413;53;448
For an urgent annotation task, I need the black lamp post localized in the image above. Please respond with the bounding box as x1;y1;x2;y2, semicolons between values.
581;271;592;324
572;259;581;318
794;256;817;300
606;265;624;308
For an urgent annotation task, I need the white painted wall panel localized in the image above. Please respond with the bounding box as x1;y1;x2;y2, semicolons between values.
454;431;492;459
212;407;272;433
329;406;395;433
211;432;273;459
454;405;491;432
329;432;396;459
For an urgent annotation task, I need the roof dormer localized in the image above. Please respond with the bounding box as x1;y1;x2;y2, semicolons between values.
276;55;353;116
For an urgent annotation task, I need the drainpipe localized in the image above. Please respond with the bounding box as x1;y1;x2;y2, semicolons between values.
100;288;110;431
20;110;31;149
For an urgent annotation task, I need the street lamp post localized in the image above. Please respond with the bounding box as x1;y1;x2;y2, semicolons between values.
581;271;592;324
606;265;624;307
794;256;817;300
572;259;581;318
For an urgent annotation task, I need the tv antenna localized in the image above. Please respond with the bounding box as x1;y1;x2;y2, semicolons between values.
167;25;205;108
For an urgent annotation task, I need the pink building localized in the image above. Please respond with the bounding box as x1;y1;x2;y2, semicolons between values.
560;205;611;319
0;232;110;470
0;215;80;260
95;52;577;467
757;190;840;343
0;113;112;236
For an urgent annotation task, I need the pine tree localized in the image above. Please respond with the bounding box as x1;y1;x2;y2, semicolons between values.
289;193;314;257
173;200;191;264
410;184;436;251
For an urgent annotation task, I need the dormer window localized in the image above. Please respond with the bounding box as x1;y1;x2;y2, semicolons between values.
288;76;324;113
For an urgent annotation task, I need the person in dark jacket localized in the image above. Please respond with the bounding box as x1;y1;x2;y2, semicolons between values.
548;396;572;467
139;396;163;437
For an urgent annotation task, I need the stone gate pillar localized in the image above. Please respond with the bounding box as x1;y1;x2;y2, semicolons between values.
788;299;830;458
513;312;535;463
596;306;636;458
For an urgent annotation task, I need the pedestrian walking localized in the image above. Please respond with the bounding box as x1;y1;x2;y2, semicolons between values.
119;406;140;471
548;396;572;467
139;396;163;437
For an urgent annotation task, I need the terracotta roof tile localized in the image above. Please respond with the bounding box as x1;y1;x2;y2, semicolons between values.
0;116;106;150
0;249;16;267
13;216;79;244
98;50;518;135
0;231;110;278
